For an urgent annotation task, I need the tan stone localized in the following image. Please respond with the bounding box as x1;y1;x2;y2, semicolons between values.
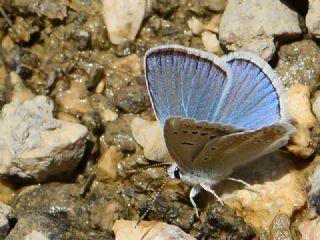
9;72;35;102
287;84;316;129
203;14;222;34
100;109;118;122
299;218;320;240
96;146;123;182
201;31;223;55
56;112;80;124
287;144;314;159
223;172;306;230
55;81;92;114
287;84;316;158
131;117;168;161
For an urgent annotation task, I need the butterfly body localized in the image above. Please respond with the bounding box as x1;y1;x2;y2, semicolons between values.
144;45;295;214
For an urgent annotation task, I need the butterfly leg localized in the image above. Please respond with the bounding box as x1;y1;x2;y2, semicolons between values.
190;185;201;218
200;183;224;206
227;177;260;193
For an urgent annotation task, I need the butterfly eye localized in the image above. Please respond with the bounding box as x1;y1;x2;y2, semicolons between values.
173;167;180;179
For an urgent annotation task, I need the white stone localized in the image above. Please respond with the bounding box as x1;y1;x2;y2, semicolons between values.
0;202;11;238
113;220;195;240
25;231;48;240
102;0;145;44
131;117;168;161
219;0;301;60
201;31;223;55
0;96;88;182
306;0;320;38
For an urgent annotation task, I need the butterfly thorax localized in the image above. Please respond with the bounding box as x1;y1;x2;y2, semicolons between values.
167;163;223;187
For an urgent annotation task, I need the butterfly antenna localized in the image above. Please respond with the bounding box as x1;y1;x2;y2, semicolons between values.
0;6;17;35
135;176;169;227
127;162;172;174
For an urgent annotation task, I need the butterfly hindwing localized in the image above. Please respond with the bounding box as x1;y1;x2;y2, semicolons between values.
164;117;244;171
193;123;295;172
145;45;231;126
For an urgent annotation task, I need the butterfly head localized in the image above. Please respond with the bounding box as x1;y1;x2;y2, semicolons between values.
167;163;181;180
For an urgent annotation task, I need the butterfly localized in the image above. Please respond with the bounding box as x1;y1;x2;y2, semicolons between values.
144;45;295;216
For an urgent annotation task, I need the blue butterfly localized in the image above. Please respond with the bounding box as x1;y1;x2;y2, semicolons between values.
144;45;295;216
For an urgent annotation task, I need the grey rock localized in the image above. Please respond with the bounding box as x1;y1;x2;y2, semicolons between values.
308;164;320;214
197;204;255;239
306;0;320;38
11;0;67;19
269;214;292;240
101;114;136;152
0;96;88;183
115;85;150;114
7;183;111;240
275;40;320;91
4;47;40;79
198;0;226;12
219;0;301;60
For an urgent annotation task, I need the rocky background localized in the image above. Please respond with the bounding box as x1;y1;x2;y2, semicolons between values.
0;0;319;239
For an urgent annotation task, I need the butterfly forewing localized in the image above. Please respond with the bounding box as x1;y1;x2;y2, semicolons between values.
164;117;244;171
193;123;295;172
145;45;231;126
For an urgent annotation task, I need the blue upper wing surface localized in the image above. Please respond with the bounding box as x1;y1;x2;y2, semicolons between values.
212;52;289;130
145;45;230;126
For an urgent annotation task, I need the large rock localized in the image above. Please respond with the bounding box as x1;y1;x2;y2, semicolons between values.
219;0;301;60
221;153;307;231
0;96;88;182
306;0;320;38
6;183;109;239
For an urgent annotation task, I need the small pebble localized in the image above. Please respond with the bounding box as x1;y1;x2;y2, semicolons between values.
187;17;203;35
102;0;145;44
96;146;123;182
113;220;195;240
55;81;92;114
201;31;223;55
100;109;118;122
